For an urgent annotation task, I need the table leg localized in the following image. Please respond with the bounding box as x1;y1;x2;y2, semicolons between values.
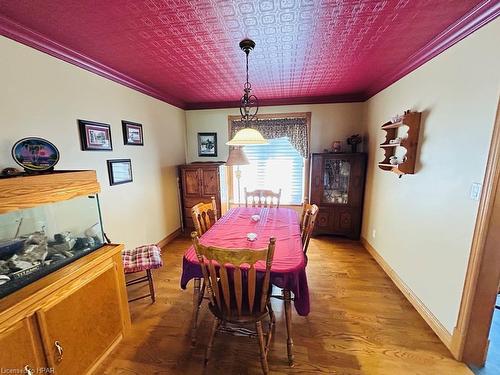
283;289;294;367
191;277;201;346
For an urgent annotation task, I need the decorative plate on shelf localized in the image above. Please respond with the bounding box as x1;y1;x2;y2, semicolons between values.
11;137;60;172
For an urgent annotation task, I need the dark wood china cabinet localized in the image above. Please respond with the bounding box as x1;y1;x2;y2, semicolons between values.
309;153;367;239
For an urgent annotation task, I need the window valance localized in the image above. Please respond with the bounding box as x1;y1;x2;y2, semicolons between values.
230;117;309;158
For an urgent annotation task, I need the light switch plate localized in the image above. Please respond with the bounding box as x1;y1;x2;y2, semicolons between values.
470;183;482;201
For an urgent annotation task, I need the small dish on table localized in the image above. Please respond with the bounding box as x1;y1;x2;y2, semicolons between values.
246;233;257;241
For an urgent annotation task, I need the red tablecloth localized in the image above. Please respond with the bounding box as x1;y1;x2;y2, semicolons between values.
180;207;310;316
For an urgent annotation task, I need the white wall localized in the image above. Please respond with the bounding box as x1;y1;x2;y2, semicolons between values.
185;103;365;163
0;36;187;250
362;19;500;333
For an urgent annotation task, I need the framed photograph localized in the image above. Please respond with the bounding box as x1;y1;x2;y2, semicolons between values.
198;132;217;157
107;159;133;186
122;120;144;146
78;119;112;151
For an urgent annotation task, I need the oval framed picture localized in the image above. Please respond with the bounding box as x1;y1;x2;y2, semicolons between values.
11;137;60;172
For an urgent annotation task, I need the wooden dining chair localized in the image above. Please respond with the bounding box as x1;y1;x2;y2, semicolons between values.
301;203;319;255
299;197;309;230
191;232;276;374
191;196;218;235
244;188;282;208
270;201;317;306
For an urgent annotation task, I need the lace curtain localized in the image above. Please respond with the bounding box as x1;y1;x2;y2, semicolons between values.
230;117;309;158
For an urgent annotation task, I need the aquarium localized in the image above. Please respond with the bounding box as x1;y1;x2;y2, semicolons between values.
0;194;105;298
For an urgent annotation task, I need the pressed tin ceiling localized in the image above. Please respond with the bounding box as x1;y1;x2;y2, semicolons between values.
0;1;498;109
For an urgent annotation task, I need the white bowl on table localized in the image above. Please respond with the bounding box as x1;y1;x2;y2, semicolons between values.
246;232;258;241
251;214;260;222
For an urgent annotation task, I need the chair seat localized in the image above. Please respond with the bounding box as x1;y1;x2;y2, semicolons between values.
122;244;162;274
208;302;270;324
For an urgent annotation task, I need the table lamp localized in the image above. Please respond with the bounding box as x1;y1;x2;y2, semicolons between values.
226;146;250;206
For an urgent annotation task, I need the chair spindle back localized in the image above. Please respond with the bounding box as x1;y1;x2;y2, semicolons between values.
301;203;319;255
191;196;218;235
244;188;282;208
300;197;309;230
191;232;276;318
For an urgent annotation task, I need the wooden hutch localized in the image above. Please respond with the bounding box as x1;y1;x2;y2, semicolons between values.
0;171;130;374
309;153;367;239
178;162;226;233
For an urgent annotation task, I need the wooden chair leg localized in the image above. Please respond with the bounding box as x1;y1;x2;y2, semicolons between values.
126;271;156;303
146;269;155;303
283;289;294;367
267;301;276;326
265;316;273;357
205;318;219;366
256;321;269;374
191;278;201;346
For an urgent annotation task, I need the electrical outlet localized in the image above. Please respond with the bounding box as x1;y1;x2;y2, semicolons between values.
470;183;482;201
372;229;376;239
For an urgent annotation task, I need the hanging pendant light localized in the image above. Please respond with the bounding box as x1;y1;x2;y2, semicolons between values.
226;39;267;146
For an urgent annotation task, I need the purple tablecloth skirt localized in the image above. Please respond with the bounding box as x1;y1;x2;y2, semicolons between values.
180;257;310;316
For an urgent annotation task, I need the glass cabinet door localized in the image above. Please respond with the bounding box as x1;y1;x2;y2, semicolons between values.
322;158;351;204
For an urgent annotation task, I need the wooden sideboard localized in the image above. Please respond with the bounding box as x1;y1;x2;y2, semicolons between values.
178;162;226;232
309;153;367;239
0;244;130;374
0;171;130;374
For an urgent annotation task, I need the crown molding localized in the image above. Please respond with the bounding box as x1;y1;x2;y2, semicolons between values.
364;0;500;98
185;93;366;110
0;16;187;109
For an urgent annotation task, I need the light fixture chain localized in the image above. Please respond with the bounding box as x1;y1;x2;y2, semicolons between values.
246;51;249;87
239;39;258;124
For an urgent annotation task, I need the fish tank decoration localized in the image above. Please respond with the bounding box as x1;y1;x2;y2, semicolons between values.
11;137;60;173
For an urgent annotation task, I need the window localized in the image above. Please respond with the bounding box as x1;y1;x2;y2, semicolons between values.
233;137;305;205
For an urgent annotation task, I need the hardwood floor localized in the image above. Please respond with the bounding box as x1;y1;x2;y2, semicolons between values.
97;236;472;374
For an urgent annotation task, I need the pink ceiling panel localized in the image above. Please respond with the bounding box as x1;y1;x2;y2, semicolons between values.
1;1;498;109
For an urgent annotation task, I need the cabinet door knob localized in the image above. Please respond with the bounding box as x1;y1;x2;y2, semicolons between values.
24;365;34;375
55;340;64;362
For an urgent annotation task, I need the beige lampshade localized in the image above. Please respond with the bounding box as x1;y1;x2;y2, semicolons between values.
226;128;268;145
226;147;250;166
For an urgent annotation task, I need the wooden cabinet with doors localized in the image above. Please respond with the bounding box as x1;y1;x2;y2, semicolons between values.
0;317;45;374
0;244;129;375
0;171;130;375
309;153;367;239
179;162;226;232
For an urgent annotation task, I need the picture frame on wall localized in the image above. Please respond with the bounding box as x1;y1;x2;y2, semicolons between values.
122;120;144;146
107;159;133;186
78;119;113;151
197;132;217;157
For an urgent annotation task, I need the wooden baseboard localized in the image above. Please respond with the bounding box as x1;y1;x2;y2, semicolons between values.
157;228;182;249
360;237;454;353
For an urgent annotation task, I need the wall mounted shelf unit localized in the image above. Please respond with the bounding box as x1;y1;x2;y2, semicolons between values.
378;111;422;177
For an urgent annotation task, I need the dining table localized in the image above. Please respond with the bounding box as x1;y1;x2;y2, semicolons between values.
180;206;310;366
